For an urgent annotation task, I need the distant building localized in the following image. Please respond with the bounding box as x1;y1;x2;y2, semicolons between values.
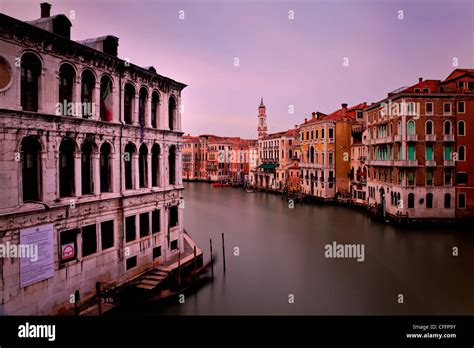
0;4;190;314
182;134;255;182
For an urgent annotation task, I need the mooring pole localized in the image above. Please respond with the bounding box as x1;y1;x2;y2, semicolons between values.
210;238;214;279
193;245;197;282
177;250;181;287
96;282;102;316
221;233;226;273
74;290;80;316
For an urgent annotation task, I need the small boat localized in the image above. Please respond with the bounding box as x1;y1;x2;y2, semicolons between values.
212;182;230;188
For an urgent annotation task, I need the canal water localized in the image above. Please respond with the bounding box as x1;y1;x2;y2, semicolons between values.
156;182;474;315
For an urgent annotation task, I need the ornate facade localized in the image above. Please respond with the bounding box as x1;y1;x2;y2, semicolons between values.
0;4;187;314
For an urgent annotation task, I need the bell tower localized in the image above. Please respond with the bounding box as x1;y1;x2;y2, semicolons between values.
257;98;267;139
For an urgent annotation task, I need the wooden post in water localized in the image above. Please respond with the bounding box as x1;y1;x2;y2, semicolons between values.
74;290;80;316
177;250;181;287
193;245;197;282
96;282;102;316
221;233;226;273
210;238;214;279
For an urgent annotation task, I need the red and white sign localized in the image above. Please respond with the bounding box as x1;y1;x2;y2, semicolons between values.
61;242;75;261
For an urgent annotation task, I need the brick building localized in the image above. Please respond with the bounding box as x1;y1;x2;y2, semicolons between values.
365;70;474;221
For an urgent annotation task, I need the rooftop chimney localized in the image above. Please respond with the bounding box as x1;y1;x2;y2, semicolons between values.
311;112;316;119
419;77;423;83
40;2;51;18
304;118;307;123
341;103;348;116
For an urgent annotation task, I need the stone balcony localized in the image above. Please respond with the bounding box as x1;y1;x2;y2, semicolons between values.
367;160;394;166
407;134;418;142
425;160;437;167
425;134;436;142
444;134;455;142
394;135;402;142
444;160;455;167
395;160;418;167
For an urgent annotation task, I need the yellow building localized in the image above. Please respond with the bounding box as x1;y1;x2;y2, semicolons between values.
299;103;366;200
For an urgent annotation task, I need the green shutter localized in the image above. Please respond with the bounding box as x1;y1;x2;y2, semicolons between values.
426;146;433;160
444;146;451;160
407;121;415;135
408;145;415;160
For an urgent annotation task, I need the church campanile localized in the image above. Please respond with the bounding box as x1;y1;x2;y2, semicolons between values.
257;98;267;139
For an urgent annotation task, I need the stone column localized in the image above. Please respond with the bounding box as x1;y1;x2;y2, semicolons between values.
94;81;101;121
92;152;100;195
146;95;152;128
147;153;152;188
74;151;82;197
175;150;181;186
158;152;165;188
132;153;139;190
133;93;139;126
75;76;81;117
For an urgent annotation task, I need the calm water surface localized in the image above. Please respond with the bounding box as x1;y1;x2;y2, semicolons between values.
153;182;474;315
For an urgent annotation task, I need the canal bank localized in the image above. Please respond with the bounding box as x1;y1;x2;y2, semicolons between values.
130;182;474;315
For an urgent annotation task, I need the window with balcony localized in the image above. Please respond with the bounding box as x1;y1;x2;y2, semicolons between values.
100;142;113;193
444;146;451;161
59;138;76;197
124;143;136;190
408;171;415;186
58;63;75;115
426;169;433;186
425;120;433;135
124;83;135;125
100;75;113;121
407;120;415;135
408;145;415;161
81;70;95;118
426;145;433;161
444;121;452;135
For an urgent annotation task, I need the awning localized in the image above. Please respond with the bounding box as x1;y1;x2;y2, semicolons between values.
257;163;278;169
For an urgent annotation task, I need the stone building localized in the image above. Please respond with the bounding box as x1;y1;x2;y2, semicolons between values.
365;71;474;221
0;4;189;314
299;103;366;200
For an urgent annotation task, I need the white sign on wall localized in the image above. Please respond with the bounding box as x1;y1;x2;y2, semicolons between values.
20;223;54;288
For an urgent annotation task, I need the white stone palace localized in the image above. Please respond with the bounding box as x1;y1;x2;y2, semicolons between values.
0;3;189;314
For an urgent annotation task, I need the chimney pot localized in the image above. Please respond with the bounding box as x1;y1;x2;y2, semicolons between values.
40;2;52;18
342;103;348;109
419;77;423;83
311;112;316;119
304;118;307;123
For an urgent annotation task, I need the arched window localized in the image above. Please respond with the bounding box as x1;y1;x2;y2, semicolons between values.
100;75;113;121
124;143;136;189
21;53;41;112
169;96;177;131
100;142;112;193
444;121;452;135
139;144;148;188
425;120;433;135
289;149;293;159
81;70;95;118
81;141;94;195
426;193;433;208
408;193;415;209
58;63;76;115
397;193;401;206
151;144;160;187
124;83;135;125
310;146;314;163
458;121;465;136
407;120;415;135
21;136;42;201
139;87;148;128
169;145;176;185
59;138;76;197
389;123;393;136
397;120;402;135
151;91;159;128
458;146;466;161
444;193;451;208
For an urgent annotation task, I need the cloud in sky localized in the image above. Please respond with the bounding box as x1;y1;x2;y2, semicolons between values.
3;0;473;138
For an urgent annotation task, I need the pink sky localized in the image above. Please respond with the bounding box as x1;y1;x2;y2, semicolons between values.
2;0;473;138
